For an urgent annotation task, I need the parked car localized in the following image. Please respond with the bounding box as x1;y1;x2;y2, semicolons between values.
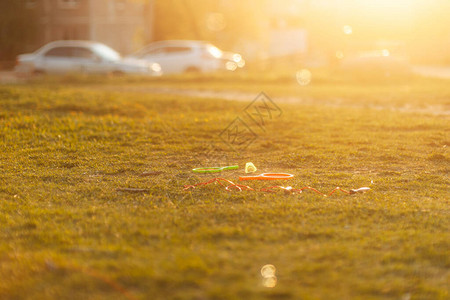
338;49;411;78
14;40;162;76
128;40;245;74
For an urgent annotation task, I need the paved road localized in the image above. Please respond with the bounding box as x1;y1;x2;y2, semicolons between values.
2;66;450;83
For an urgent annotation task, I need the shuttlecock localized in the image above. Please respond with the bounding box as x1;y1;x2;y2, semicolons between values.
245;162;257;173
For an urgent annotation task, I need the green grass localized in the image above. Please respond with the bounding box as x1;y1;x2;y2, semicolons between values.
0;74;449;300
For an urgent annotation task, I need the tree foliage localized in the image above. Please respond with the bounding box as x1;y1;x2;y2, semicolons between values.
152;0;265;50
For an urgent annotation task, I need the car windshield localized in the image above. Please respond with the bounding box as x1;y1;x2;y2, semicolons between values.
92;44;121;61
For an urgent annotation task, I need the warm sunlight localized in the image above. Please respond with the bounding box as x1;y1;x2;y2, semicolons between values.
342;0;420;28
1;1;449;300
357;0;419;14
323;0;433;49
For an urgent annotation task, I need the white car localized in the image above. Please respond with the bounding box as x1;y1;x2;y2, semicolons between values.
15;40;162;76
128;40;245;74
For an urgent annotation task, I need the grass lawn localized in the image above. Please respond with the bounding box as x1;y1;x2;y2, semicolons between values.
0;73;449;299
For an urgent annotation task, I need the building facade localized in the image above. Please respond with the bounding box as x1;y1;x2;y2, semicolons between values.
24;0;153;54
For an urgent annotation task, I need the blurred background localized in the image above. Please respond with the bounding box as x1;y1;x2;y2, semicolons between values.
1;0;449;74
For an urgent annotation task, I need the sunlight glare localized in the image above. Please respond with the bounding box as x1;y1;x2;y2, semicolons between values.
232;54;242;63
207;45;223;58
296;69;312;86
261;264;277;288
225;61;238;71
358;0;419;13
262;276;277;288
352;0;419;24
343;25;353;35
261;264;276;277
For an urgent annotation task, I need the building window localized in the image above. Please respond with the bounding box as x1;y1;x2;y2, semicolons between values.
44;47;72;58
58;0;80;9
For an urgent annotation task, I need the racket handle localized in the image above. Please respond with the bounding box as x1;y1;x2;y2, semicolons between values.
224;165;239;171
349;187;371;194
